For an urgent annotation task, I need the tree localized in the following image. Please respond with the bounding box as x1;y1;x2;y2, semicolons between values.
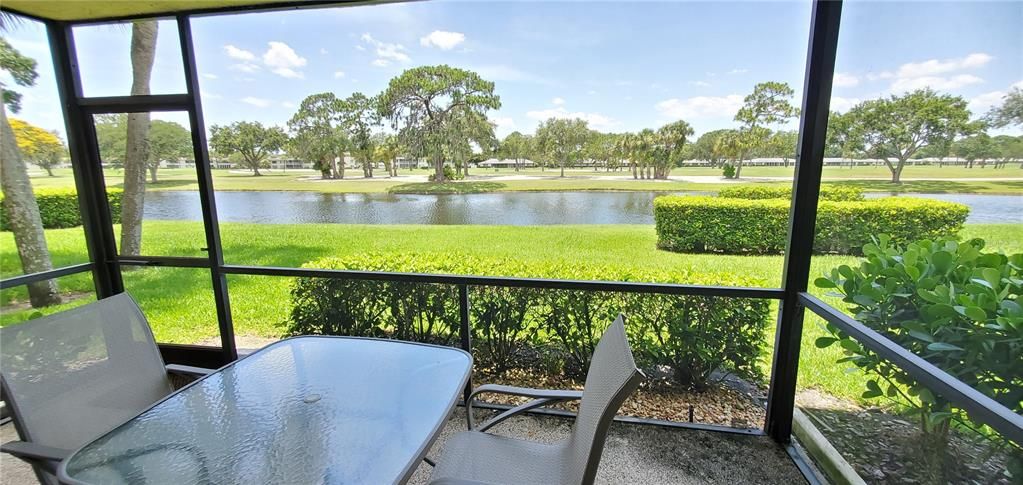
733;81;798;178
847;89;972;183
763;130;798;167
442;109;496;178
653;120;694;178
534;117;591;177
372;133;401;177
146;120;191;182
120;20;158;257
338;92;381;178
985;87;1023;128
584;132;620;172
715;129;756;178
689;129;731;167
9;117;65;176
288;92;347;179
954;133;998;168
499;131;532;171
992;135;1023;169
94;114;128;168
0;36;60;306
209;121;288;176
378;65;501;182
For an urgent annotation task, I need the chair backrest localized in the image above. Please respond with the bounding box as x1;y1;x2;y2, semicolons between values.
562;314;644;485
0;293;173;454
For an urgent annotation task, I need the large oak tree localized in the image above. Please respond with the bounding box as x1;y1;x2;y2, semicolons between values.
209;121;288;176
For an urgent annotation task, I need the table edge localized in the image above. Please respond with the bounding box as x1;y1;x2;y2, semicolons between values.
57;336;473;485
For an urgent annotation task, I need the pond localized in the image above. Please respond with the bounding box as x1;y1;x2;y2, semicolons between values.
143;191;1021;225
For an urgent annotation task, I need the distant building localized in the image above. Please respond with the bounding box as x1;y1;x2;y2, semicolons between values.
477;158;537;169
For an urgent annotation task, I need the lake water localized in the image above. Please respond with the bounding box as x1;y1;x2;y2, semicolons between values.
144;191;1021;225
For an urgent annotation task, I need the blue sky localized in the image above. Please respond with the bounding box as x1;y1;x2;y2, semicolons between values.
4;1;1021;141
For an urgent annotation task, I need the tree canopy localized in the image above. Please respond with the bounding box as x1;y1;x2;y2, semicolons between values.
378;65;501;181
288;92;347;179
209;121;288;176
534;117;591;177
0;37;38;113
985;87;1022;128
9;117;65;176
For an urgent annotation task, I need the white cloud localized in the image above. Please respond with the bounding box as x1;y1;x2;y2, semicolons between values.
355;45;366;51
371;59;390;68
890;74;983;92
829;96;860;113
655;95;744;119
968;91;1005;113
1013;80;1023;89
224;44;255;61
525;106;617;130
420;30;466;50
361;33;410;65
728;68;748;75
490;116;516;131
241;97;271;108
896;53;993;79
230;63;260;73
866;71;894;82
263;41;307;79
201;73;218;80
833;73;859;88
552;97;565;105
689;80;712;87
281;101;296;108
334;70;346;79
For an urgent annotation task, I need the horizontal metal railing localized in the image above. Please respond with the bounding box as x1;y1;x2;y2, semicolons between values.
799;292;1023;445
0;263;93;290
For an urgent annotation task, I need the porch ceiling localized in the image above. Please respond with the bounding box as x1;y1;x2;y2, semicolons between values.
2;0;363;23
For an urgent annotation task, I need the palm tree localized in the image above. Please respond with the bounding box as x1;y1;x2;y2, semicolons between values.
119;20;158;256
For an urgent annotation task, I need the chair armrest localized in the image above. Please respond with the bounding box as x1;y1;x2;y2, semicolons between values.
467;383;582;402
165;364;215;378
466;384;583;430
1;440;69;462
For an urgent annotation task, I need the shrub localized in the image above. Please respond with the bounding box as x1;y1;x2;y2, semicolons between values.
654;195;968;255
722;163;737;179
718;184;864;201
288;254;771;388
427;165;464;182
815;235;1023;468
0;188;122;230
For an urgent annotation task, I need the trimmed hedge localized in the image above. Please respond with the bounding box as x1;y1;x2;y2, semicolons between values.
1;188;122;230
654;195;969;255
289;253;771;389
718;184;864;201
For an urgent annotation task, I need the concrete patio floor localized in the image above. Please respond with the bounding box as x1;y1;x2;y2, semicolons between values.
2;409;809;484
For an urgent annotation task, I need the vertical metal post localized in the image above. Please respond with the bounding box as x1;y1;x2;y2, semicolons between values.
46;21;124;298
177;15;237;362
765;0;842;444
458;284;472;403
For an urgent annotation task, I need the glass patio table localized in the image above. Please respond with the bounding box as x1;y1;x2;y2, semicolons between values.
58;336;472;485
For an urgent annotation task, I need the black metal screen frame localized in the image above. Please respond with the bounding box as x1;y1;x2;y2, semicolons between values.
6;0;1018;457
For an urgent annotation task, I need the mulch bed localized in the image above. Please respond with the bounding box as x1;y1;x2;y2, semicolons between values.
797;389;1015;484
474;368;767;429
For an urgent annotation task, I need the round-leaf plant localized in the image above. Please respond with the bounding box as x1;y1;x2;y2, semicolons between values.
815;235;1022;463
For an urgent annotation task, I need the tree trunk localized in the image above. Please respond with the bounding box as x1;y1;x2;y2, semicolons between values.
119;20;158;257
252;165;262;176
0;103;61;307
45;167;54;176
735;159;744;178
148;165;158;183
560;164;565;177
890;160;904;184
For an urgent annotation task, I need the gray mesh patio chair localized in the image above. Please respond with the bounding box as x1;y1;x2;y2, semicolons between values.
0;293;214;485
428;314;644;485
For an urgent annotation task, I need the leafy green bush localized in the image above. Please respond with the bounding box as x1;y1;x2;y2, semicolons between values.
288;254;771;387
718;184;864;201
427;165;464;182
0;188;122;230
815;235;1022;468
722;163;737;179
654;195;968;255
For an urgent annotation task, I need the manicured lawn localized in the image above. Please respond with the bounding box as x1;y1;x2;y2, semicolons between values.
20;166;1023;195
2;222;1020;402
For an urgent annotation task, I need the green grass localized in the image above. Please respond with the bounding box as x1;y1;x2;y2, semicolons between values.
19;166;1023;195
3;222;1020;402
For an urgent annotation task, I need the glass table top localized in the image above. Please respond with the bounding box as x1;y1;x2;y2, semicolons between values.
60;337;472;485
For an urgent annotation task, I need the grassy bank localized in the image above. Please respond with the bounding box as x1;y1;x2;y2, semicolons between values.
18;167;1023;195
2;222;1020;402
